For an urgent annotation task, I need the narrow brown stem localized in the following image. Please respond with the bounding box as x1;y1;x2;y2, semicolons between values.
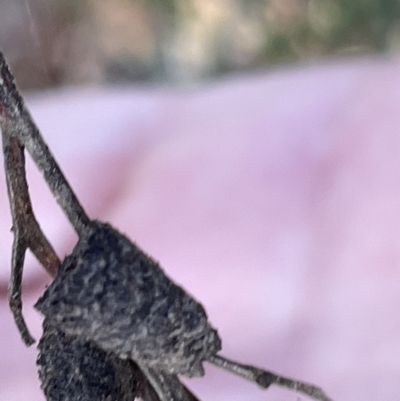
9;233;33;345
0;49;89;345
208;354;334;401
2;128;60;344
0;51;91;236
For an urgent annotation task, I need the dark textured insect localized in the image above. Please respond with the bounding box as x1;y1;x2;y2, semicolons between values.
0;50;333;401
38;318;139;401
38;318;200;401
35;221;221;378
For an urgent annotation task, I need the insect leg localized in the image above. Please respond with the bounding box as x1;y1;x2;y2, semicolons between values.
138;366;199;401
9;230;32;345
2;128;60;345
140;376;201;401
208;354;333;401
0;50;91;236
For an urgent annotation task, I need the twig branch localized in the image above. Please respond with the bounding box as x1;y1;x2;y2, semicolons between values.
0;52;91;236
208;354;334;401
0;50;90;344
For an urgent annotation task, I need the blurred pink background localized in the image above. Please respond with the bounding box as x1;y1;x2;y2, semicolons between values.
1;2;400;401
1;55;400;400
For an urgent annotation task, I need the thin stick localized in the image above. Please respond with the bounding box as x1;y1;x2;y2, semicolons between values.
2;126;61;344
0;52;90;236
208;354;334;401
0;50;83;344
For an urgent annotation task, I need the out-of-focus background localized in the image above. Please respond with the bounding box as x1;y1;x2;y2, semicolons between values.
1;0;400;90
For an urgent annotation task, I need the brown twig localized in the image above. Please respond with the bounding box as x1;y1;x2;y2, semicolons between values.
0;51;90;344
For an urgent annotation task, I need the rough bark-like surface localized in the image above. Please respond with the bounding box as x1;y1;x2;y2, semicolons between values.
37;319;138;401
35;221;221;377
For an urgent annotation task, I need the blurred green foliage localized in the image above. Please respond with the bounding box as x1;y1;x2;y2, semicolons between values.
329;0;400;50
137;0;400;80
260;0;400;64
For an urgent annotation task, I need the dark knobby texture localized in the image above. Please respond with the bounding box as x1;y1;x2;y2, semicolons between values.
37;319;139;401
35;221;221;378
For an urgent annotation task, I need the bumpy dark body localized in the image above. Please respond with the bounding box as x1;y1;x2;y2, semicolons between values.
35;221;221;377
37;319;138;401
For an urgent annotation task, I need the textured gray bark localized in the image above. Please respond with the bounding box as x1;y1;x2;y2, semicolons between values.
35;221;221;378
